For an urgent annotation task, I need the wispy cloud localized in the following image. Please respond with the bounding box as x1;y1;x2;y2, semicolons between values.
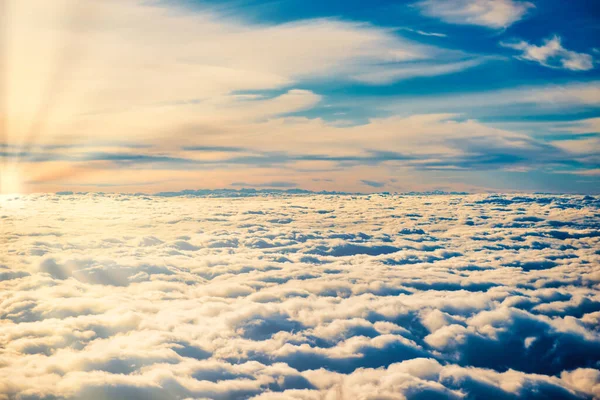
9;112;597;192
415;0;534;29
352;58;487;84
382;81;600;116
414;30;447;38
1;0;598;194
501;35;595;71
230;181;298;188
360;179;386;188
1;0;485;161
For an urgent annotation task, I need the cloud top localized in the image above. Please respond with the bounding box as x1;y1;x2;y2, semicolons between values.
0;193;599;399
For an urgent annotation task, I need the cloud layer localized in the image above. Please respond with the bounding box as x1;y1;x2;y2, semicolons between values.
1;193;599;399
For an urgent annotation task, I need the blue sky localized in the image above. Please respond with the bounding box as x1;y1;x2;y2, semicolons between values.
0;0;599;193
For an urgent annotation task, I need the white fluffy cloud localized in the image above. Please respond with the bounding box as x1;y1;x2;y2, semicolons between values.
502;36;595;71
0;192;599;399
415;0;534;29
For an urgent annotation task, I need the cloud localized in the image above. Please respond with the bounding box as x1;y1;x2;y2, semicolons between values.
10;112;598;193
502;36;595;71
360;179;386;188
1;0;522;195
496;117;600;137
403;28;448;38
1;1;596;195
562;368;600;398
231;181;299;189
552;137;600;156
415;0;534;29
554;118;600;134
1;193;599;398
2;0;471;150
382;81;600;118
351;58;486;84
565;169;600;177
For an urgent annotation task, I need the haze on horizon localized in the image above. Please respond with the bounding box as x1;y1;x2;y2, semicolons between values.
0;0;599;194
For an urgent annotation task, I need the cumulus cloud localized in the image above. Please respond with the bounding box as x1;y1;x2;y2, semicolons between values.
416;0;534;29
502;35;595;71
0;193;599;399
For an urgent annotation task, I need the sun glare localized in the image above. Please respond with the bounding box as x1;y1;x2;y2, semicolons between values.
0;167;24;195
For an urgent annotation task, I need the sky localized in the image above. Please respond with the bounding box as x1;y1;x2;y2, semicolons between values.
0;0;599;194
